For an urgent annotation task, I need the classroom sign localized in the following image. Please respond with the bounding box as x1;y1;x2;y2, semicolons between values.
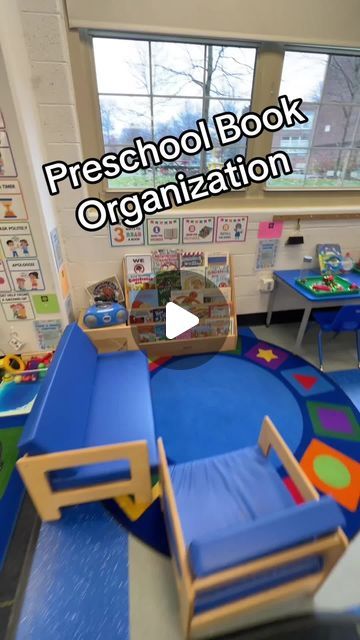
182;217;215;243
0;147;17;178
50;227;64;270
0;182;28;221
215;216;248;243
0;260;11;292
146;218;180;245
109;221;145;247
0;222;36;259
0;292;35;320
34;319;62;350
8;258;45;291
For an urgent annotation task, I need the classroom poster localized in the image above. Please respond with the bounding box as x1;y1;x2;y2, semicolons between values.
257;221;283;239
109;221;145;247
182;217;215;243
0;292;35;320
146;218;180;245
0;132;9;146
0;147;17;178
50;227;64;270
125;254;152;275
59;264;70;299
0;183;28;221
215;216;248;243
255;239;279;270
32;293;60;314
34;319;62;350
8;258;45;291
0;260;11;292
0;222;36;259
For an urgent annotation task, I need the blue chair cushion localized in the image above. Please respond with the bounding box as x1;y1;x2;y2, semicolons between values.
18;323;97;460
50;349;158;489
189;496;344;577
170;446;295;547
194;555;323;613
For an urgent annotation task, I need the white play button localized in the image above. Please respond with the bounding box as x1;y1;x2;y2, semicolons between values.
165;302;199;340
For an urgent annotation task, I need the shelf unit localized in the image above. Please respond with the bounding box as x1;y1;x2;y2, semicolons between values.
78;257;238;357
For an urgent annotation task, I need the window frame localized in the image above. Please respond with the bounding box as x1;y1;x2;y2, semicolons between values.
68;28;360;213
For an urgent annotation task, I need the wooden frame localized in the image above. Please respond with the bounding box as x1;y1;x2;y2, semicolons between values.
17;440;152;521
158;416;348;637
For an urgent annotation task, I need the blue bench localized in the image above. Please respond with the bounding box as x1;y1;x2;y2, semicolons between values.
17;323;157;521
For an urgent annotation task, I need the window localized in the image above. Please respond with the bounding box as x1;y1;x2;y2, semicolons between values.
268;51;360;189
92;37;256;190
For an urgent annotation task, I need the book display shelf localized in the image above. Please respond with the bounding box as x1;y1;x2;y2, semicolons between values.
79;250;237;357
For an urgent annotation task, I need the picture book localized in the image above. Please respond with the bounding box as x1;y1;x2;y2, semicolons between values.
158;287;172;306
180;251;205;268
174;329;193;340
316;244;343;274
129;309;153;324
191;324;212;338
171;289;204;307
180;267;206;290
208;318;231;336
152;307;166;323
152;249;180;272
209;303;231;318
125;254;152;276
206;265;231;288
155;324;167;340
129;289;159;308
137;325;157;343
194;304;210;319
203;287;231;304
155;270;181;291
127;273;156;290
206;252;229;266
86;276;124;303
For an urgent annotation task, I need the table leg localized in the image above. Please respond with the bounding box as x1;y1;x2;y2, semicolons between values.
266;280;278;327
295;304;312;351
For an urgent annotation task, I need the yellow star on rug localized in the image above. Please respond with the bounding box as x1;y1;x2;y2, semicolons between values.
257;348;279;363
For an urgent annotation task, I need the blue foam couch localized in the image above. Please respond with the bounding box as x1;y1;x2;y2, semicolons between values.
159;417;348;637
17;323;157;521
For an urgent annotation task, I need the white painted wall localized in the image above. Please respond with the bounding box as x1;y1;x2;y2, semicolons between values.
0;0;71;352
16;0;360;318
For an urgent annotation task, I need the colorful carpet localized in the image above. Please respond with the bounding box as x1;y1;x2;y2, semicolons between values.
105;334;360;553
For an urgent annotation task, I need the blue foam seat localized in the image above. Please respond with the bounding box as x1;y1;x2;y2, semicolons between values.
19;323;157;490
170;446;295;546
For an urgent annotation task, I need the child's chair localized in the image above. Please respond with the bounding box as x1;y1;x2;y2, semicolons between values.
158;416;347;638
312;305;360;371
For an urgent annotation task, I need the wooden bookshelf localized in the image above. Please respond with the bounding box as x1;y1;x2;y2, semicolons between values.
78;256;238;357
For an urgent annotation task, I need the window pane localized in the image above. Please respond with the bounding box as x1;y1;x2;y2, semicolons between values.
322;55;360;103
280;51;328;102
304;149;348;187
151;42;204;97
312;105;360;147
99;96;152;144
269;50;360;189
93;37;256;190
93;38;150;94
153;97;203;138
209;46;256;98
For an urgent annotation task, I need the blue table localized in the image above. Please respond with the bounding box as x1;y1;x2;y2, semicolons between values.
266;270;360;350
